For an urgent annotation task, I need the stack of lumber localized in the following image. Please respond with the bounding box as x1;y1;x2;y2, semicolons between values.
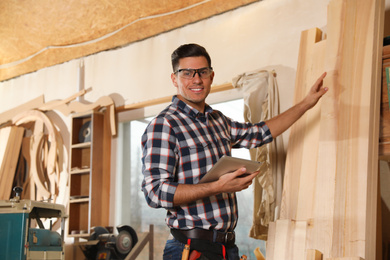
0;126;24;199
266;0;385;259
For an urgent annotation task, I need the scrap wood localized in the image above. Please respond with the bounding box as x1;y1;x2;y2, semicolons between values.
30;133;51;198
0;126;25;200
65;96;116;136
19;136;32;199
1;89;116;136
254;247;265;260
0;90;115;203
38;87;92;113
12;109;64;201
14;146;25;188
13;110;57;142
0;89;85;126
40;93;116;136
0;95;44;126
13;110;60;174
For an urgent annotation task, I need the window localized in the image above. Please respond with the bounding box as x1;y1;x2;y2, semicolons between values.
114;99;266;258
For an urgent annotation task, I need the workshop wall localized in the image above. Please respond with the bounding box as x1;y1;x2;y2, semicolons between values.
1;0;390;258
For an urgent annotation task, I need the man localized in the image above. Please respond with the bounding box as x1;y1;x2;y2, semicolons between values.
141;43;327;259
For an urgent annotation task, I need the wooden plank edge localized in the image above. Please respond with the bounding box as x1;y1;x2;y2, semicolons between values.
366;0;385;258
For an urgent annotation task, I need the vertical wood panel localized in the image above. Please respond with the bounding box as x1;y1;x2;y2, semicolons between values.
267;0;384;258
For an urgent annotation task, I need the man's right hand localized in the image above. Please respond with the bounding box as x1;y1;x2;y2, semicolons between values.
216;167;259;193
173;167;259;206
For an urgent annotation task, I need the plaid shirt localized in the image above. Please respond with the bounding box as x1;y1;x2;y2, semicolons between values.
141;96;273;232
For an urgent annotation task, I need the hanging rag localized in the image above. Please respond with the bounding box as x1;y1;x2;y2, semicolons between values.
232;70;285;240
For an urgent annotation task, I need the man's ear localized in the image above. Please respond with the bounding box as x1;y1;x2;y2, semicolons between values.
210;71;215;84
171;73;178;88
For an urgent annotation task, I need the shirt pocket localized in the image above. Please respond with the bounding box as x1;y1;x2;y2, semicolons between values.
179;141;212;183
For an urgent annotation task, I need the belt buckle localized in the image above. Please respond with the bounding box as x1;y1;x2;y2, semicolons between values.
224;231;235;244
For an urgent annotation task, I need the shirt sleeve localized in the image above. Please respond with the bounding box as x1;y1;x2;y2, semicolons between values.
141;116;179;209
230;119;273;149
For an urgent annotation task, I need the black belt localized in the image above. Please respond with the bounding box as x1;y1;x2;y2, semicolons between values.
171;228;235;245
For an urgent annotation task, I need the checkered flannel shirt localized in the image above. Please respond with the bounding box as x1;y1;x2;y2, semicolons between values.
141;96;273;232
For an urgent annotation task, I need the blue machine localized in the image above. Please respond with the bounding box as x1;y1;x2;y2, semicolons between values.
0;189;66;260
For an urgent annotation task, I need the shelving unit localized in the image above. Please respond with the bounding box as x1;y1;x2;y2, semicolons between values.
68;111;110;238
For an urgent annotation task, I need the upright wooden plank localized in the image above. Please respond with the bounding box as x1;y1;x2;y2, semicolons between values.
295;35;327;222
266;219;309;259
326;0;382;257
272;219;293;260
291;221;309;260
0;127;12;170
267;0;385;258
313;1;351;257
363;0;385;258
265;221;276;260
0;126;25;199
280;28;324;220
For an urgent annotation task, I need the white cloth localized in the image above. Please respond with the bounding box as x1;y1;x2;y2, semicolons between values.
232;70;285;240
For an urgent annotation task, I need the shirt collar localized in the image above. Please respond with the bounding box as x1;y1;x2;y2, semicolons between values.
171;95;213;118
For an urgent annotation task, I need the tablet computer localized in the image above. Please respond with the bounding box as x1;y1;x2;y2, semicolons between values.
198;155;262;183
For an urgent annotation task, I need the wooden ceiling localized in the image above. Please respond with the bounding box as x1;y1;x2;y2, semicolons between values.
0;0;259;82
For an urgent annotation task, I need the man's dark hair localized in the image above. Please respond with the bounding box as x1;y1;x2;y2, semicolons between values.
171;43;212;72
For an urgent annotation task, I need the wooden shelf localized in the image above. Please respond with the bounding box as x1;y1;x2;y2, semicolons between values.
69;197;90;203
67;111;111;237
70;168;90;174
71;142;91;149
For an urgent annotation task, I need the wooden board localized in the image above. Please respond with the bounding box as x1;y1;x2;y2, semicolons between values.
280;27;325;221
265;219;309;260
267;0;385;258
0;126;25;199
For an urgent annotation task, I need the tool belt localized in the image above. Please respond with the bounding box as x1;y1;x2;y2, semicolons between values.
172;228;235;246
171;228;236;260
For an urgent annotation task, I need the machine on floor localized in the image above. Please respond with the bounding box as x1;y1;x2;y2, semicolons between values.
79;225;138;260
0;187;67;260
